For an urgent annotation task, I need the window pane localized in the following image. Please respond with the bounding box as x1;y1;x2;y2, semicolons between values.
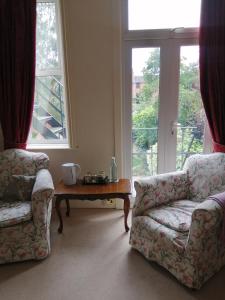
29;1;67;144
36;2;59;70
128;0;201;30
176;46;204;170
30;76;67;142
132;48;160;178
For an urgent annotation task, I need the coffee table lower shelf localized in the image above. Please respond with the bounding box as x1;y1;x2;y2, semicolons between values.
54;179;131;233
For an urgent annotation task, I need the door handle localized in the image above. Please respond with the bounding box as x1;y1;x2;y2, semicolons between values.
171;121;180;135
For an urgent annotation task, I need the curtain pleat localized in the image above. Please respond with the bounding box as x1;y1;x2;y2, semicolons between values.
0;0;36;149
199;0;225;152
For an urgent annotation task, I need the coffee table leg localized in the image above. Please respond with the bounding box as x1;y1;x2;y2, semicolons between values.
55;197;63;234
123;195;130;232
66;199;70;216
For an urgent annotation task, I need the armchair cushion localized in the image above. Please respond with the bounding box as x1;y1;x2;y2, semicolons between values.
145;200;198;233
130;216;188;260
0;200;32;228
0;149;49;197
133;171;189;217
2;175;35;201
184;153;225;200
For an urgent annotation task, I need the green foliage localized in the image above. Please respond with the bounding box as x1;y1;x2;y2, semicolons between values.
135;49;160;109
133;154;149;176
132;49;204;175
176;127;203;170
178;60;203;127
36;3;59;70
133;105;158;151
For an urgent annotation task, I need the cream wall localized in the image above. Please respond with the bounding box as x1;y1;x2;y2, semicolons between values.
59;0;117;178
0;0;123;208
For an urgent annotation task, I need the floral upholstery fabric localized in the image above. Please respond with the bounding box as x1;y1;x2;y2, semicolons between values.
133;171;189;217
183;153;225;200
0;201;32;228
0;149;49;197
2;175;36;201
0;149;54;264
144;200;198;233
130;217;191;278
130;153;225;289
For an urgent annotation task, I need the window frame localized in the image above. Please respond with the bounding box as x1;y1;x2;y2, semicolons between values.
28;0;70;149
122;0;211;179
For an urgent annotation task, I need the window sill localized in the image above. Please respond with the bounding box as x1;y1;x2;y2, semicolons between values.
27;144;71;150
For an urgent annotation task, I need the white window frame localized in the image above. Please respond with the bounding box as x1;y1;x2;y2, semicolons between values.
28;0;70;149
122;0;212;179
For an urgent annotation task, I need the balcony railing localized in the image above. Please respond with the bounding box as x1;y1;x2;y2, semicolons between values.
132;125;203;177
30;75;66;142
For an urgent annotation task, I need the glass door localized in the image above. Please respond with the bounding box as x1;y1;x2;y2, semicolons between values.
123;0;206;184
125;42;206;183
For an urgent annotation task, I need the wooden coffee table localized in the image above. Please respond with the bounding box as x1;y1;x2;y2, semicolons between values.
55;179;131;233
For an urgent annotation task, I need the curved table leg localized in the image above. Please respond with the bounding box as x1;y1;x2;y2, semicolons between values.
123;195;130;232
66;199;70;216
55;197;63;233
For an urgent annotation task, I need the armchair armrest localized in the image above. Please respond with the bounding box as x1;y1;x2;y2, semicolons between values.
31;169;54;227
186;200;223;262
133;171;189;217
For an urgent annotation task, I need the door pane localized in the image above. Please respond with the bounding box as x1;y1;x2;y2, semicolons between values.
128;0;201;30
176;46;204;170
132;48;160;177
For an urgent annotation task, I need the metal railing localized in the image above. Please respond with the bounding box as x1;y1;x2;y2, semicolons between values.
32;75;66;140
132;126;204;176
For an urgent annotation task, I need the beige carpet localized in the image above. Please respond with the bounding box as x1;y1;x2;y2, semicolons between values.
1;208;225;300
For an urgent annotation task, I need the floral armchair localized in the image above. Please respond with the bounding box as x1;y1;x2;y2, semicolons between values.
0;149;54;264
130;153;225;289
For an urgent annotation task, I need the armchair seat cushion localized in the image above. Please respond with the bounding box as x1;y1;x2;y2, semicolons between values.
130;216;188;258
144;200;198;233
0;201;32;228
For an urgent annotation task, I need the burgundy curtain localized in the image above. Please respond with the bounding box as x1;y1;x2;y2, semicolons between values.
0;0;36;149
199;0;225;152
